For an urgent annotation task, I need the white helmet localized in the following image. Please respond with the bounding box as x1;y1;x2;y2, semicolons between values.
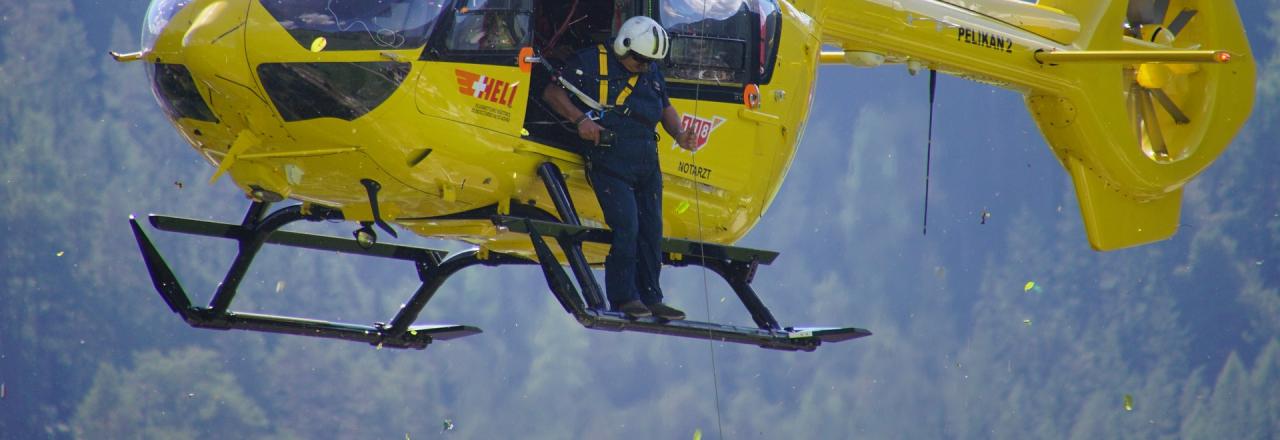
613;16;670;60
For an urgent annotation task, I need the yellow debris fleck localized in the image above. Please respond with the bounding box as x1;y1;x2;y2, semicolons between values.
520;128;530;136
693;429;702;440
1024;281;1036;292
56;251;64;257
676;200;691;214
410;329;418;336
1124;394;1134;411
376;343;383;350
310;36;328;52
275;280;285;293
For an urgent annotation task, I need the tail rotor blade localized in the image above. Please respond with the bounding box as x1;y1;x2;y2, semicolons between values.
1137;90;1171;159
1127;0;1171;25
1149;88;1191;125
1167;8;1199;36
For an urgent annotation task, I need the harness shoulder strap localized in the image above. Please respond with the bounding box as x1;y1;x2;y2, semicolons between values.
597;45;609;105
596;44;640;107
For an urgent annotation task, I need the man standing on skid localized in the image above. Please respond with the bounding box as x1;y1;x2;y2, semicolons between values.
543;16;698;320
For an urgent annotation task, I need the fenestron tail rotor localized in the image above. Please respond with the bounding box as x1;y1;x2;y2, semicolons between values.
1027;0;1254;250
1124;0;1203;163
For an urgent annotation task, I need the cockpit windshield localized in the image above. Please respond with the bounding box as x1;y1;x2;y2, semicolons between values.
259;0;448;51
142;0;193;51
659;0;781;85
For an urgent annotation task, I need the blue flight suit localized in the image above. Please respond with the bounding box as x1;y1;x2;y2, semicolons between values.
559;45;670;309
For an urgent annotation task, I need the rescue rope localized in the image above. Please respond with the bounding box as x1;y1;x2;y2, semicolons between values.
684;3;726;438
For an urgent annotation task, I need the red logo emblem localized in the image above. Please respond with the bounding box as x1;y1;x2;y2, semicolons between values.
676;114;726;151
455;69;520;108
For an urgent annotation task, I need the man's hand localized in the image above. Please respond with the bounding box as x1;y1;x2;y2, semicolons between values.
578;118;604;145
676;128;699;151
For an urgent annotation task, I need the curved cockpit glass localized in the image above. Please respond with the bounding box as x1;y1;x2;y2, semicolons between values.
659;0;781;85
259;0;448;51
142;0;193;51
443;0;533;51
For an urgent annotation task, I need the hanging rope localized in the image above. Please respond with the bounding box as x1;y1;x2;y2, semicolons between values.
681;1;726;438
922;69;938;236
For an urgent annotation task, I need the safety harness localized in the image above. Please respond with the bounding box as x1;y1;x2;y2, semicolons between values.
545;45;654;126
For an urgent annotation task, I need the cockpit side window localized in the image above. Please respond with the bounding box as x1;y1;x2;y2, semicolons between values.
258;0;445;51
659;0;781;86
425;0;533;64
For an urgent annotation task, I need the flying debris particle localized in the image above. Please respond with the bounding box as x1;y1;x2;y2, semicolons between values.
275;280;286;293
174;180;184;189
676;200;691;214
1124;394;1134;411
56;251;65;257
1;383;6;399
980;209;991;224
1257;260;1264;266
442;419;455;431
1023;319;1032;327
693;429;702;440
187;392;195;399
720;297;726;303
1023;281;1036;292
376;343;384;350
409;329;418;336
520;128;530;137
310;36;328;52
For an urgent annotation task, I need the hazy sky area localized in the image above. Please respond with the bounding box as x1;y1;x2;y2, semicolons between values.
2;1;1279;438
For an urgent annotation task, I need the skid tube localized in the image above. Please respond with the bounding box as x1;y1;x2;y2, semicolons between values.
129;201;526;349
516;163;872;351
131;168;870;351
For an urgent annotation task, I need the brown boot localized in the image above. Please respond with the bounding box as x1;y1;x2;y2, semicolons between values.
647;302;686;320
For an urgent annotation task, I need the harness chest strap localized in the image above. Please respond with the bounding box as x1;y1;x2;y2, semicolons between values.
597;44;639;106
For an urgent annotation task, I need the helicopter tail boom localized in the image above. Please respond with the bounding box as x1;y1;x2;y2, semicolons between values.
808;0;1255;250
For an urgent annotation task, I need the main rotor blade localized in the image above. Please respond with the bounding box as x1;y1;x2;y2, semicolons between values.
1137;90;1171;159
1167;8;1198;36
1127;0;1171;25
1149;88;1191;125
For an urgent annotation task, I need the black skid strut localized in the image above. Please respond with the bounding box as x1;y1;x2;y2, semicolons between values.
132;170;870;351
130;198;514;349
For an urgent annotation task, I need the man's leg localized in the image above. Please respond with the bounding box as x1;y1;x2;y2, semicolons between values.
589;168;641;309
634;162;665;305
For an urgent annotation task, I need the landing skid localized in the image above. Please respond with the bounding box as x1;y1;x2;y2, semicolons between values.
130;164;870;351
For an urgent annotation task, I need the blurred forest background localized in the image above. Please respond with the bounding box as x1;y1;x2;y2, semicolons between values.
2;0;1278;438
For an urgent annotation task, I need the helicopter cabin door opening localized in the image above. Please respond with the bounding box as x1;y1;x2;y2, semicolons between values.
520;0;642;153
520;1;784;159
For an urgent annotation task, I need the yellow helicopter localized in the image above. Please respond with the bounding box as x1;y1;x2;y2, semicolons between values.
117;0;1255;351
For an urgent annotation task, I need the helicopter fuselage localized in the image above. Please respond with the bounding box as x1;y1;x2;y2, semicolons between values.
137;0;1253;256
